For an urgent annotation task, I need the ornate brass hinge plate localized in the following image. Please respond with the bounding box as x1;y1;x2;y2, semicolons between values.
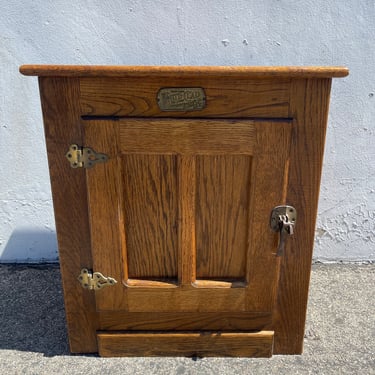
78;268;117;290
66;144;108;169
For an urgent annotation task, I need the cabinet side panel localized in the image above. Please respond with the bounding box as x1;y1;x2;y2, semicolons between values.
38;77;98;353
195;155;251;280
272;78;332;354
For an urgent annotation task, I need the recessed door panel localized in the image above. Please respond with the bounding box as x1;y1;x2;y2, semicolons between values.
122;154;178;281
195;155;251;281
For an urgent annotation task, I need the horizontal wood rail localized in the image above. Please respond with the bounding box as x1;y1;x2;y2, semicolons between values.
97;331;274;357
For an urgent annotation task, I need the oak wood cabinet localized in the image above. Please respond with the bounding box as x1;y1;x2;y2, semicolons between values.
20;65;348;357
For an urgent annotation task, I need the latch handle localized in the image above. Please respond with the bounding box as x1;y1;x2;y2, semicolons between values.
270;206;297;256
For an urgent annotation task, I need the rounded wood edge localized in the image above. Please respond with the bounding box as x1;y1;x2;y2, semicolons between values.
19;65;349;78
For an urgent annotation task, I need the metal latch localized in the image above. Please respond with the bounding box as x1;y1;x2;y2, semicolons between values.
66;144;108;169
270;205;297;256
78;268;117;290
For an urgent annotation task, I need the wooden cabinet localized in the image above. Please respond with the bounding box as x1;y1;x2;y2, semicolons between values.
20;65;348;357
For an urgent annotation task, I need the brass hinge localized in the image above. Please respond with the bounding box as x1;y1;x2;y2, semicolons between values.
66;144;108;169
78;268;117;290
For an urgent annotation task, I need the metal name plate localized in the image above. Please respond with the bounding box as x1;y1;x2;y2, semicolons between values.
157;88;206;111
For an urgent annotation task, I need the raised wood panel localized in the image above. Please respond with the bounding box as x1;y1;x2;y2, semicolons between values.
122;154;178;280
98;311;272;331
195;155;251;280
84;118;291;315
119;118;257;154
80;77;291;118
97;331;274;357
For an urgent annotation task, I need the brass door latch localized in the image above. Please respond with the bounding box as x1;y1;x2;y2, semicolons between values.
270;205;297;256
78;268;117;290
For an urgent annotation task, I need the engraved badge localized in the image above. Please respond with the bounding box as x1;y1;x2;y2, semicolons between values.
157;88;206;111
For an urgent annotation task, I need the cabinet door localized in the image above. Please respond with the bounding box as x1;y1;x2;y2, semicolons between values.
84;118;291;314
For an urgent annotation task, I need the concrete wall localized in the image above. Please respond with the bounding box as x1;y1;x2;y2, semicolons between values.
1;0;374;262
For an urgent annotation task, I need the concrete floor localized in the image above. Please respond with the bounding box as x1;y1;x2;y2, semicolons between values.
0;264;374;374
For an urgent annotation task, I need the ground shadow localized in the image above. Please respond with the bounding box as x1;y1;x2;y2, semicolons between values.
1;228;58;262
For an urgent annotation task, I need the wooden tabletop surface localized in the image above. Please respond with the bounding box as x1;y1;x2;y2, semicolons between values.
19;65;349;78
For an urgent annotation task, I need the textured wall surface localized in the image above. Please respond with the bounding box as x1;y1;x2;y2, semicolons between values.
1;0;374;262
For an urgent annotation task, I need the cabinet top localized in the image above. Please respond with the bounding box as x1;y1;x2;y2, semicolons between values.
19;65;349;78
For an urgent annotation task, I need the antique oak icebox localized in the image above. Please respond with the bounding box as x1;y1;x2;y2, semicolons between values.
20;65;348;357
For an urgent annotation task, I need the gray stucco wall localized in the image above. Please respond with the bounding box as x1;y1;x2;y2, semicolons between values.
1;0;374;262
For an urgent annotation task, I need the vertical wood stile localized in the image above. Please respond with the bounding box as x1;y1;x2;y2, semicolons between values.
245;121;292;311
178;155;196;286
38;77;98;352
84;120;127;311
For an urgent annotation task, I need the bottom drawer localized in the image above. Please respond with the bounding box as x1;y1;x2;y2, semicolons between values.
97;330;274;357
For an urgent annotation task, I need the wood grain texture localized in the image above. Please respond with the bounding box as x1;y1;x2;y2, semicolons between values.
195;155;251;279
122;154;178;280
272;78;333;354
193;279;247;288
20;64;349;78
80;77;290;118
82;119;291;314
84;121;127;311
125;279;178;288
38;77;98;353
178;155;197;285
98;311;271;331
29;66;348;357
84;119;251;312
97;331;274;357
119;118;257;154
124;287;246;312
244;121;292;312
